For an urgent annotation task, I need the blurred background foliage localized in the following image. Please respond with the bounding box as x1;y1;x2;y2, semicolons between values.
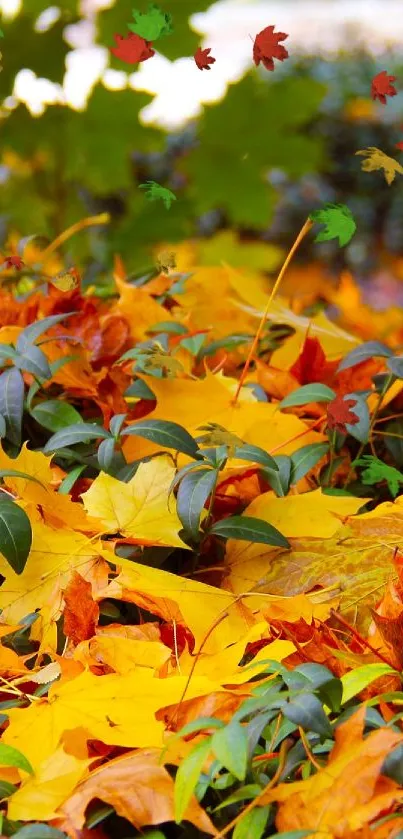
1;0;403;289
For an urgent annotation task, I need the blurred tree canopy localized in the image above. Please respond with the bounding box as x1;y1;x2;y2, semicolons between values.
1;0;403;281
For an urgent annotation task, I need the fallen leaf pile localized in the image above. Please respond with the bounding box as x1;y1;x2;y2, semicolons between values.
0;224;402;839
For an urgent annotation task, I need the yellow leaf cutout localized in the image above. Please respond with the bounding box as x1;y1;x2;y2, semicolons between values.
81;455;188;549
355;147;403;185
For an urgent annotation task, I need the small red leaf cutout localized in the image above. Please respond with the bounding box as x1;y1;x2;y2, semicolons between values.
253;25;289;72
3;256;25;270
371;71;397;105
110;32;155;65
396;141;403;151
194;46;216;71
327;394;360;435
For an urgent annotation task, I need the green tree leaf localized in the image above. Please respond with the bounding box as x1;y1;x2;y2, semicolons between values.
290;443;329;484
233;807;270;839
139;181;177;209
128;3;173;41
0;743;33;775
341;663;397;704
310;203;356;247
174;738;212;824
337;341;392;372
353;455;403;497
211;721;248;781
30;400;83;433
11;826;68;839
43;422;111;452
176;467;218;539
209;516;290;548
121;419;200;459
0;368;25;446
280;383;336;408
283;693;333;739
0;499;32;575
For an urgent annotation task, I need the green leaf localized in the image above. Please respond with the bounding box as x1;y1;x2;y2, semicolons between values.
0;16;72;97
16;313;76;353
211;720;248;781
11;826;68;839
0;498;32;575
97;438;117;473
0;743;33;775
280;383;336;408
310;203;356;247
109;413;127;439
176;468;218;539
283;694;333;739
199;334;253;359
213;784;262;812
0;415;6;439
121;419;200;459
337;341;392;372
183;72;326;228
30;400;83;433
0;368;24;446
128;3;173;41
290;443;329;484
58;465;86;495
261;455;292;498
233;806;270;839
270;832;313;839
341;663;397;704
139;181;177;209
387;356;403;378
0;470;46;489
0;780;17;798
43;423;111;452
98;0;212;62
345;391;370;444
353;455;403;497
14;346;51;380
174;738;212;823
209;516;290;548
233;443;278;471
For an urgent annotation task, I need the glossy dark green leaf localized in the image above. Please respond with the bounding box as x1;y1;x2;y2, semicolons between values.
0;368;24;446
387;356;403;378
0;498;32;575
209;516;290;548
261;455;292;497
233;443;278;471
213;784;262;812
0;415;6;439
290;443;329;484
121;419;200;459
30;400;82;433
0;779;17;798
283;694;333;739
109;413;127;438
337;341;392;372
344;391;370;444
176;468;218;539
199;334;252;359
43;423;111;452
280;383;336;408
16;313;76;352
97;438;116;473
14;345;51;380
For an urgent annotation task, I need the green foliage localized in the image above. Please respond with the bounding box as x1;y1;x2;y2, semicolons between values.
353;455;403;497
128;3;173;41
0;498;32;575
139;181;177;208
310;203;356;247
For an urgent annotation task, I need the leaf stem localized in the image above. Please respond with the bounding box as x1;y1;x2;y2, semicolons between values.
232;217;313;405
39;212;110;260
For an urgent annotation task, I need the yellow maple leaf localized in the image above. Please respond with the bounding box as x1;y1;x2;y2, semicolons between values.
355;146;403;185
121;371;325;464
81;455;188;549
2;669;235;770
7;748;91;822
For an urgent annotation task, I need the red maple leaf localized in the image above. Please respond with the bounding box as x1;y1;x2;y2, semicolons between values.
396;141;403;151
327;394;359;435
253;25;289;72
110;32;155;65
3;255;25;270
371;70;397;105
194;46;216;71
290;336;339;386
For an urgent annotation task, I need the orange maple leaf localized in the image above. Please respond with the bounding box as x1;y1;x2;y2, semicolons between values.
63;572;100;646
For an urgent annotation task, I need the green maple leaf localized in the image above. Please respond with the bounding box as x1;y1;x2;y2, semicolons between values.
128;3;173;41
139;181;177;209
309;203;356;247
353;455;403;497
